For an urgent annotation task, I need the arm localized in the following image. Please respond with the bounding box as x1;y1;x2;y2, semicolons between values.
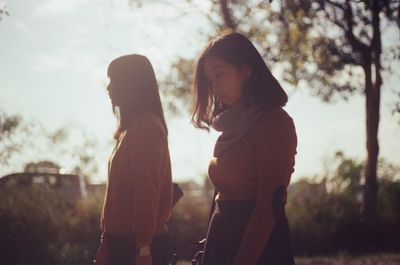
127;120;164;247
233;113;297;265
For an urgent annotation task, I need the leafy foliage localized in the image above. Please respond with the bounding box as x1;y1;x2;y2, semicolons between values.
0;154;399;263
0;187;102;265
0;4;9;21
0;109;103;182
287;152;400;255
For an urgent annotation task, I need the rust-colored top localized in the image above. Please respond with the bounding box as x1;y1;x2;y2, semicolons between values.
208;107;297;265
101;112;173;246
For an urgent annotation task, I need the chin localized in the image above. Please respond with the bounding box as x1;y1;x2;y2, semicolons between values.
223;100;234;107
111;100;119;107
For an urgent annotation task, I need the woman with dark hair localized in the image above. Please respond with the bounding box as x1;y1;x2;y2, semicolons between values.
192;31;297;265
95;54;173;265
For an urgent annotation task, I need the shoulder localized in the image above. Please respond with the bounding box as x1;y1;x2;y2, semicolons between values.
249;108;297;157
254;107;295;133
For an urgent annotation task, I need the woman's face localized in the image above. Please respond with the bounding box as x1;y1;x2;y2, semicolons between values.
203;56;251;107
107;75;123;107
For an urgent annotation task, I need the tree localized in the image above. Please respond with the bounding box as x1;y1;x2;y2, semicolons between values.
0;3;9;21
0;109;102;182
162;58;196;115
24;160;61;173
236;0;399;228
0;110;33;166
287;151;400;254
128;0;399;227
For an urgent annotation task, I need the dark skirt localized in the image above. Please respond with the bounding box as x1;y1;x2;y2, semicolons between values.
201;189;295;265
105;232;170;265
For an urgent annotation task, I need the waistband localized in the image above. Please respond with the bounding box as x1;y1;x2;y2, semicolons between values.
215;196;286;221
214;199;256;217
103;220;168;235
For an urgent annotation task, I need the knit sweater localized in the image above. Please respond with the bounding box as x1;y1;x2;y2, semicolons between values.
208;107;297;265
101;112;173;246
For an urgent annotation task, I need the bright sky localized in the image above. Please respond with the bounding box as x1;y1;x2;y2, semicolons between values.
1;0;399;184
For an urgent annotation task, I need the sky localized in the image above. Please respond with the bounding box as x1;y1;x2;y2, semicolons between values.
0;0;399;184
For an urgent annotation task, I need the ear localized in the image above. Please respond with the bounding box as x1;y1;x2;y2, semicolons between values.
241;65;252;78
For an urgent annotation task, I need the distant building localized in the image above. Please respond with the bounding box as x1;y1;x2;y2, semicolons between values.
0;172;87;204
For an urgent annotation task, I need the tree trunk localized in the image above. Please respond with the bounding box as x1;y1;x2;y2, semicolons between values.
363;0;382;228
364;62;379;228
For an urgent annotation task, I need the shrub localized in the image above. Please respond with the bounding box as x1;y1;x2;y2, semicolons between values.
0;186;102;265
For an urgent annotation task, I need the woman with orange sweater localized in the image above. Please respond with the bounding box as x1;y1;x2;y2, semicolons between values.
95;54;173;265
192;32;297;265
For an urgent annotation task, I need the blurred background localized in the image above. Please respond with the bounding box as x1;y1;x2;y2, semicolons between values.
0;0;399;264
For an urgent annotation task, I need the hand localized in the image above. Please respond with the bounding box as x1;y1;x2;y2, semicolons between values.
135;254;152;265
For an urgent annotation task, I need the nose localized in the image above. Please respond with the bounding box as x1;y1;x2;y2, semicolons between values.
209;81;219;94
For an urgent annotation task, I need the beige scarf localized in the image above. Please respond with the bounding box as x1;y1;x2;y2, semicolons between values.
212;98;264;157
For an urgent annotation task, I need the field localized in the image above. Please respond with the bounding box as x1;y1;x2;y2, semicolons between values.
296;254;400;265
176;254;400;265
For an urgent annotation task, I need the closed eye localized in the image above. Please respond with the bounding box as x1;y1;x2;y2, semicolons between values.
215;72;224;78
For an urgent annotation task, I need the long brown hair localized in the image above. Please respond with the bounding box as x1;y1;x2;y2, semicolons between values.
108;54;168;139
192;31;288;130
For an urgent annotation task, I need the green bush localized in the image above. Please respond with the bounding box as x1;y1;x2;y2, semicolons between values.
169;193;210;260
1;155;399;263
286;154;400;255
0;186;102;265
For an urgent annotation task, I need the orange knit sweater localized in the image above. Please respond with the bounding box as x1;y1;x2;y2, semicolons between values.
101;112;173;246
208;107;297;265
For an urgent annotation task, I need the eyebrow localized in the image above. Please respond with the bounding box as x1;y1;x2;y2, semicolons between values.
209;65;223;71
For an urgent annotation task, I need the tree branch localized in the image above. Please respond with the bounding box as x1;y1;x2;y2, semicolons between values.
220;0;237;30
343;0;370;54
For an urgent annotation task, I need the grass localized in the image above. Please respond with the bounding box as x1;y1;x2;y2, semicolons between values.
295;253;400;265
176;254;400;265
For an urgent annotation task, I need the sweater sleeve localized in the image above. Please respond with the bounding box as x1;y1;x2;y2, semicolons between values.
233;110;297;265
127;118;164;247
